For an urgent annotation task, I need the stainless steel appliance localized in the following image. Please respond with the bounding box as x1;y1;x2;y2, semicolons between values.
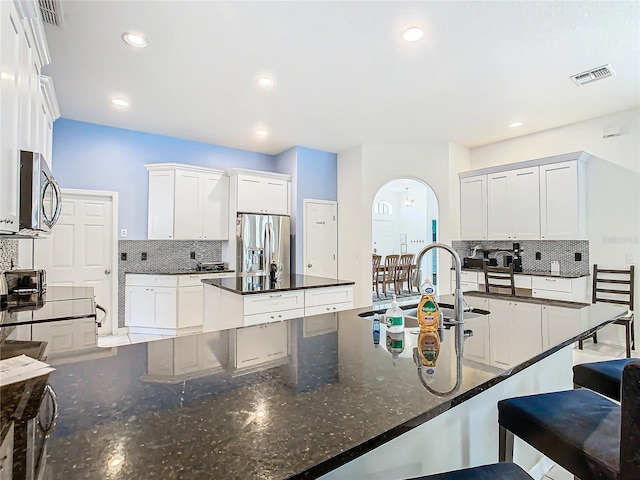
4;269;47;298
19;151;62;235
236;213;290;278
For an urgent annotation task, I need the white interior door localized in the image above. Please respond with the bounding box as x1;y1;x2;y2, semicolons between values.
304;200;338;279
32;189;117;335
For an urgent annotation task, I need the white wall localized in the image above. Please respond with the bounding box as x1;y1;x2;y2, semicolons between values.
471;108;640;173
469;108;640;348
338;143;465;308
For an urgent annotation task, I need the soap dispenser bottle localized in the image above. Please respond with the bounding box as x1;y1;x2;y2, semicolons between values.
385;295;405;333
417;281;440;332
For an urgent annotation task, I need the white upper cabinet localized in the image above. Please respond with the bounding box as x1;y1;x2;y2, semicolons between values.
0;1;21;233
487;166;540;240
146;164;229;240
233;170;291;215
460;175;487;240
539;160;585;240
460;153;589;241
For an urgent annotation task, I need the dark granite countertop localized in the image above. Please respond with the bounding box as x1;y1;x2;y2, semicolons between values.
464;290;590;308
0;297;625;479
455;267;589;279
125;269;235;275
203;274;355;295
0;286;96;328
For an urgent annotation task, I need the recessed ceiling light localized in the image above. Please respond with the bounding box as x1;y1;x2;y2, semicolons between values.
402;27;424;42
111;98;129;108
122;33;147;48
257;77;274;88
255;129;267;137
510;122;523;128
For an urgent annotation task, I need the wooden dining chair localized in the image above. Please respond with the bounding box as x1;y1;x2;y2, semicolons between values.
483;264;516;295
579;264;635;357
381;255;399;297
372;254;382;298
396;253;415;295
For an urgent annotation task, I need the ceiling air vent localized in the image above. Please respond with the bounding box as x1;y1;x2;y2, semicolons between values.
38;0;64;27
570;65;615;86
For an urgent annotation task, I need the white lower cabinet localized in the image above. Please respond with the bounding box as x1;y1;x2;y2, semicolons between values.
462;296;490;365
541;305;583;350
232;322;288;370
532;275;588;302
126;273;234;335
304;286;353;316
488;299;542;368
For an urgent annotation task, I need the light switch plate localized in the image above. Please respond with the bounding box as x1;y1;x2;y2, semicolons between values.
120;228;128;238
550;260;560;275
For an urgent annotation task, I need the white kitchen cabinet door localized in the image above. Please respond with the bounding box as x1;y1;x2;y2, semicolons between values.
236;174;290;215
540;161;582;239
202;173;229;240
177;285;203;329
0;2;21;233
487;172;511;240
510;167;540;240
460;175;487;240
488;299;512;368
125;286;156;326
148;170;176;239
174;169;203;239
153;287;178;329
487;167;539;241
511;302;542;365
541;305;582;350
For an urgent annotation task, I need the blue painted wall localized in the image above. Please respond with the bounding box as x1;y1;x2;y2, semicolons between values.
52;119;276;239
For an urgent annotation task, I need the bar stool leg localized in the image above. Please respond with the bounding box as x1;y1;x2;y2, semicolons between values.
625;322;632;358
498;426;514;462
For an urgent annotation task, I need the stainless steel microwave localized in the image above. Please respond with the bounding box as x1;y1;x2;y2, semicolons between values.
19;151;62;234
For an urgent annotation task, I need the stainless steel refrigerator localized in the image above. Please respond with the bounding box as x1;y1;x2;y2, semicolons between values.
236;213;290;276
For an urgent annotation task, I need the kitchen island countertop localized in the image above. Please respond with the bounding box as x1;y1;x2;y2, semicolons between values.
0;296;626;479
202;273;355;295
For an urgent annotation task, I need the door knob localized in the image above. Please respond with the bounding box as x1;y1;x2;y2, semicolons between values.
105;269;111;274
307;264;312;268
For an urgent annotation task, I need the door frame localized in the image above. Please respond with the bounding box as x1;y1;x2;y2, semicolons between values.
302;199;338;277
59;188;120;336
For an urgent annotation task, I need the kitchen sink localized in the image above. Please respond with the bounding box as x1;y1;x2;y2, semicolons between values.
358;303;489;327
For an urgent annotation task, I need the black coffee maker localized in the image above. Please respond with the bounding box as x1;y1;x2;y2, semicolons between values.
512;243;523;272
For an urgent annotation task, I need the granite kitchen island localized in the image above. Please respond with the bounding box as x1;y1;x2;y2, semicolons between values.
0;295;627;479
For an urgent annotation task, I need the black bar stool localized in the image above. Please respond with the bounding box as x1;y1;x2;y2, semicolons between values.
498;360;640;480
406;462;532;479
573;357;637;401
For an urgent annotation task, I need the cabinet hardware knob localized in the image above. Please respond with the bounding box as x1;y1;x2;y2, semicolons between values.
307;264;312;268
105;269;111;274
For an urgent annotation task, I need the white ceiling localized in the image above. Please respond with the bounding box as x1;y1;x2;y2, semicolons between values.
43;1;640;155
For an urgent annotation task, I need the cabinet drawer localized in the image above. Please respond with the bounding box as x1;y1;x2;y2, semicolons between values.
304;286;353;308
532;289;574;302
243;291;304;315
532;276;572;293
460;271;479;283
305;302;352;317
514;275;532;289
177;273;234;287
126;275;178;287
244;307;304;327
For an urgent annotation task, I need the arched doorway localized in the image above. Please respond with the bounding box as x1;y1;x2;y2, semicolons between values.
372;178;438;303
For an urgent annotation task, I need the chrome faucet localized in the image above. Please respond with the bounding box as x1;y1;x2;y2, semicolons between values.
415;242;465;329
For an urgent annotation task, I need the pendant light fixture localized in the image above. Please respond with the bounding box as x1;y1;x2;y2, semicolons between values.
403;187;414;207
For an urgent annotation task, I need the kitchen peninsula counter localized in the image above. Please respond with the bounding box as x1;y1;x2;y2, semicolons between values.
202;273;355;295
0;297;626;479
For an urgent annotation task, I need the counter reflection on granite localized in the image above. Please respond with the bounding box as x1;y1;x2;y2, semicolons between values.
203;274;354;295
0;286;96;328
10;298;620;479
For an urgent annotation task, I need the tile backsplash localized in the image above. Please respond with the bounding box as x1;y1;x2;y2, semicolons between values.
452;239;589;276
0;239;18;271
117;240;224;327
